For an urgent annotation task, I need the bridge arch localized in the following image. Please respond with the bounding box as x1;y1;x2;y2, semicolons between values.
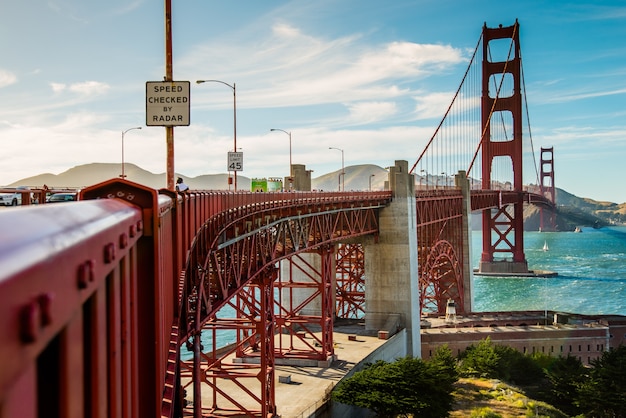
420;239;463;315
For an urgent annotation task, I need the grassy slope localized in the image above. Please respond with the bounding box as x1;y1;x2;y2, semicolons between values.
450;378;568;418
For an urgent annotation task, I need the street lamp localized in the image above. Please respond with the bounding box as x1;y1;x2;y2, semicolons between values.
328;147;344;191
420;169;428;189
369;174;375;191
196;79;238;191
120;126;142;179
270;128;292;186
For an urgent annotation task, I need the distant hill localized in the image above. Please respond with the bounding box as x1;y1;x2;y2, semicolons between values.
6;162;389;192
7;162;624;227
311;164;388;191
524;188;626;230
8;163;242;191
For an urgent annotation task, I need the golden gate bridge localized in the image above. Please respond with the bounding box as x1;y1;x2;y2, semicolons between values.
0;21;558;418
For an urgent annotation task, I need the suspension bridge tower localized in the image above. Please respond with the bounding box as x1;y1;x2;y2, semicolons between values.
478;20;530;275
540;147;556;231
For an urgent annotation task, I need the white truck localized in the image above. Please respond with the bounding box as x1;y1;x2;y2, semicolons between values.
0;186;31;206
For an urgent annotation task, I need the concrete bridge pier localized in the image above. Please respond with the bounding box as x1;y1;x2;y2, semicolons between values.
364;160;421;357
457;170;475;313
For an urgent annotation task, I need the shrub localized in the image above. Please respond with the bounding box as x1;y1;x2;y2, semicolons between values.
332;354;458;418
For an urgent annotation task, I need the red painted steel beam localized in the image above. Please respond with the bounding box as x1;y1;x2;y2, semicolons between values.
0;198;144;418
335;244;365;319
178;191;391;416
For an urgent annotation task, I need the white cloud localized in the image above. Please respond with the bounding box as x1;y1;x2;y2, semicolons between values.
0;69;17;88
68;81;110;95
272;23;303;39
413;91;457;120
358;42;465;79
181;24;466;111
345;101;397;124
542;125;626;147
53;112;111;131
49;81;110;95
548;87;626;103
51;83;66;93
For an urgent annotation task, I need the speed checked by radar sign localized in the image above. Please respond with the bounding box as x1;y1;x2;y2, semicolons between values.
145;81;190;126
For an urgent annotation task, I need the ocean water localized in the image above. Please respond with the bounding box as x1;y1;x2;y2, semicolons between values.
472;226;626;316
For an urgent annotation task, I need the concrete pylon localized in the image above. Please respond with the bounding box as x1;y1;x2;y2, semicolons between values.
456;170;474;313
291;164;312;191
364;160;421;357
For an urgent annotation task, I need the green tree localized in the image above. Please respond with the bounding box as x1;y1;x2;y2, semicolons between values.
575;345;626;417
495;345;545;385
429;344;459;386
458;337;500;378
332;355;458;418
459;338;545;385
543;354;585;416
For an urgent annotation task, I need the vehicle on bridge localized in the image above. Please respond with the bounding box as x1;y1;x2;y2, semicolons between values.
0;186;32;206
46;192;77;203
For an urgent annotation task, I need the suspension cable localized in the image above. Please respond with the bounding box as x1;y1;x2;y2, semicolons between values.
409;31;483;174
520;49;541;186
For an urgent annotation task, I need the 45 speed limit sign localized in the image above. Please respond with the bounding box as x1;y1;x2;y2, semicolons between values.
228;151;243;171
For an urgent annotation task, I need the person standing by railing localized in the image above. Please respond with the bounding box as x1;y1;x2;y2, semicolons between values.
176;177;189;194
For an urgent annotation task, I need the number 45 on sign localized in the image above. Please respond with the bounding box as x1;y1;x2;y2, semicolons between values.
228;151;243;171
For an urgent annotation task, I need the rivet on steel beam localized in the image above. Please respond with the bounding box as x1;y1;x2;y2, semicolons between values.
77;259;95;289
136;220;143;232
119;232;128;249
38;293;53;326
129;223;137;238
20;301;39;344
104;243;116;263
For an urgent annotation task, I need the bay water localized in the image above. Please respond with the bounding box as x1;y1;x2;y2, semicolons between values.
472;226;626;316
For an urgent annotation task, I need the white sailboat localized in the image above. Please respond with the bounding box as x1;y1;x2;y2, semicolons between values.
543;241;549;252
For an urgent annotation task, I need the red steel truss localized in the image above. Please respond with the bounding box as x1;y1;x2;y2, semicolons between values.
179;193;391;417
416;191;465;316
335;243;365;319
271;249;335;361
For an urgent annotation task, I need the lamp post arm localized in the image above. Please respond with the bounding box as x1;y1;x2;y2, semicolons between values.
120;126;142;179
328;147;345;191
196;79;234;90
270;128;292;178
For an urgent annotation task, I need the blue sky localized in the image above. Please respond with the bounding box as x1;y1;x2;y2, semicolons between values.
1;0;625;202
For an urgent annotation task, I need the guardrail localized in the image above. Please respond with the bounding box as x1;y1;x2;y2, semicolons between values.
0;197;148;417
